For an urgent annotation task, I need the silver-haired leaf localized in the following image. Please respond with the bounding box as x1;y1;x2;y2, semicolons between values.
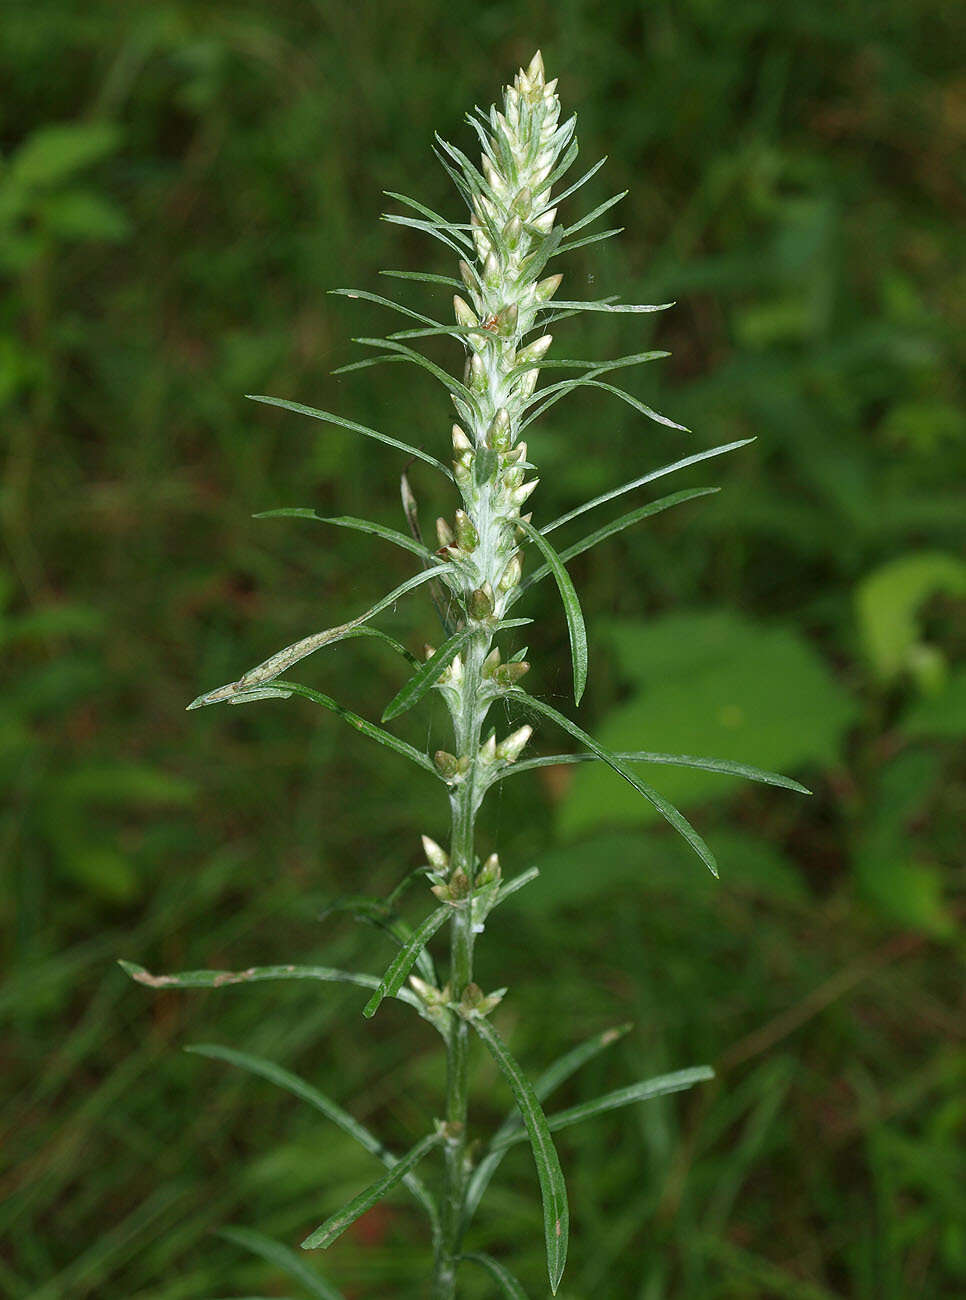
382;628;475;723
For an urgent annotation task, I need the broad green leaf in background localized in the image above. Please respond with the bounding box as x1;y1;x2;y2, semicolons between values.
902;668;966;740
856;551;966;683
853;749;954;938
560;612;854;838
511;830;808;913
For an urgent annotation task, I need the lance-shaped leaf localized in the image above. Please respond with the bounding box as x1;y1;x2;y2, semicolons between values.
494;1066;715;1150
382;627;475;723
349;337;472;402
187;565;453;710
542;440;755;535
301;1129;443;1250
272;681;437;774
547;299;673;314
383;189;468;235
492;865;540;907
118;959;422;1014
515;518;587;706
189;1044;439;1233
471;1016;569;1294
490;750;811;795
320;892;435;983
560;189;627;238
380;269;462;288
382;213;474;261
218;1225;344;1300
328;287;441;328
464;1021;630;1223
513;489;719;601
363;905;450;1018
246;396;452;479
556;226;624;255
545;154;608;207
506;692;719;877
461;1253;530;1299
526;376;687;434
254;509;434;563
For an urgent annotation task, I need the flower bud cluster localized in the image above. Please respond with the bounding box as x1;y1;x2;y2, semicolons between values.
443;50;570;623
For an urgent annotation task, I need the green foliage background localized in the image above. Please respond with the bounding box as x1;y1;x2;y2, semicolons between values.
1;2;963;1297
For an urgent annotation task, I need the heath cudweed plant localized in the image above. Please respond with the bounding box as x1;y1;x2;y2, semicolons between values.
124;52;807;1298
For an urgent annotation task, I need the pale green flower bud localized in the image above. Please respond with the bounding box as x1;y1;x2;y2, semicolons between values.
468;583;494;620
454;509;478;550
422;835;449;870
453;295;478;328
516;334;553;366
496;724;532;763
486;407;511;449
498;552;523;591
535;272;563;302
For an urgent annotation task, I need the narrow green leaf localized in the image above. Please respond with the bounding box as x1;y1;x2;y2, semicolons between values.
507;692;719;877
328;288;440;328
556;226;624;255
380;269;462;288
189;1045;439;1231
246;395;453;479
254;509;434;562
187;565;453;709
382;628;475;722
548;299;673;314
300;1129;443;1250
493;865;540;905
471;1017;569;1294
543;440;755;535
350;337;472;402
382;213;473;260
320;892;436;983
548;155;607;207
492;750;811;794
383;190;470;238
514;489;719;599
273;681;436;774
525;377;688;434
464;1021;630;1223
520;350;667;372
218;1226;344;1300
515;518;587;706
561;190;628;238
363;905;450;1018
496;1067;715;1151
461;1253;531;1299
119;958;427;1015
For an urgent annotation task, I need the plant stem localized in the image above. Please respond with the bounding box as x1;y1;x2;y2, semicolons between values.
432;628;491;1298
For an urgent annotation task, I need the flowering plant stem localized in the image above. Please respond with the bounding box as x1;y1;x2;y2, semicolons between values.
123;51;807;1298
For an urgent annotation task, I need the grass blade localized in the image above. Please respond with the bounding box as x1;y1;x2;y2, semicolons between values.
381;628;474;722
300;1130;443;1250
515;489;719;598
494;1066;715;1150
188;1045;439;1232
507;692;719;877
218;1226;344;1299
254;509;434;561
363;905;450;1018
461;1253;531;1298
542;440;754;535
246;395;453;479
492;750;811;794
515;518;587;706
472;1016;569;1294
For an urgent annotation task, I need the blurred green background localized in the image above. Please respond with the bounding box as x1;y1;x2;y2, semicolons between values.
2;1;963;1297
